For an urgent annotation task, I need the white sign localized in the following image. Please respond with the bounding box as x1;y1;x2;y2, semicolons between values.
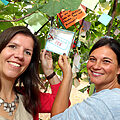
45;27;75;56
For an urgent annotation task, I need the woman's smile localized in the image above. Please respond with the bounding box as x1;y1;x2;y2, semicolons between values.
91;71;103;77
8;61;21;67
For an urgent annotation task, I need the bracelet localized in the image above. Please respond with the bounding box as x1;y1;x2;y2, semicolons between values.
46;71;56;80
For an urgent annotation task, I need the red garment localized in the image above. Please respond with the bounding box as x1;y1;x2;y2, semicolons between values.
34;82;61;120
18;82;71;120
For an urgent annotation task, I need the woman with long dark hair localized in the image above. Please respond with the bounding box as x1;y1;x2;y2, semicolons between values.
0;26;62;120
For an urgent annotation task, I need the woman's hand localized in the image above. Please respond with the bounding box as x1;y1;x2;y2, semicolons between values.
40;49;61;84
40;49;54;76
58;54;72;80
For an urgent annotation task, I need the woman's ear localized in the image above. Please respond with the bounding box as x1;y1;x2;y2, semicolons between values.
117;66;120;75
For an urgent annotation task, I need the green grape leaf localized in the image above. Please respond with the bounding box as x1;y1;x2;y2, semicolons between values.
40;0;82;16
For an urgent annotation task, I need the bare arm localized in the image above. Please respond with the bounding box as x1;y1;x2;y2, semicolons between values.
51;54;72;117
40;49;61;85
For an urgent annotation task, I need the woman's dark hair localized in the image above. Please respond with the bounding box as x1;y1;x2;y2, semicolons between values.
0;26;43;115
89;36;120;84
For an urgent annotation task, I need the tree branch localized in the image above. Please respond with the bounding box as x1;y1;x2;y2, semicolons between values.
107;0;118;36
0;12;35;22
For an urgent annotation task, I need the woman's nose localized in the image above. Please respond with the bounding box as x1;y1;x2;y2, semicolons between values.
92;61;102;69
14;49;24;60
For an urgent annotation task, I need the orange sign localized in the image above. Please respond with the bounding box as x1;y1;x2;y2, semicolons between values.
57;7;86;29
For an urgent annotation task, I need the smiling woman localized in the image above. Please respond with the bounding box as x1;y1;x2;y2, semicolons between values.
87;45;120;92
0;33;34;79
50;37;120;120
0;26;63;120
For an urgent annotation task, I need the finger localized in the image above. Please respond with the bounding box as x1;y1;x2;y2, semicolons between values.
63;53;68;59
59;55;67;69
40;49;46;60
44;51;52;60
48;51;52;57
63;53;66;55
40;49;46;54
58;55;63;66
62;54;69;64
45;50;51;56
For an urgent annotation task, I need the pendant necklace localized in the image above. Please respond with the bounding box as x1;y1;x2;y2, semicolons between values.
0;94;19;116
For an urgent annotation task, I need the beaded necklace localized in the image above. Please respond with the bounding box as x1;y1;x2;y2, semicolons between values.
0;94;19;116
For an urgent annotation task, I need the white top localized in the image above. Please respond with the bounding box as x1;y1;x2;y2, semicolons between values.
51;88;120;120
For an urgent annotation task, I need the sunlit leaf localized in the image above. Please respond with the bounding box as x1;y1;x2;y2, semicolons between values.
99;0;106;3
0;19;13;32
40;0;82;16
116;3;120;16
89;83;95;96
79;85;89;93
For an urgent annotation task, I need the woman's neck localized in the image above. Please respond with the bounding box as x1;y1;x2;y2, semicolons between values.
0;77;16;102
96;82;120;92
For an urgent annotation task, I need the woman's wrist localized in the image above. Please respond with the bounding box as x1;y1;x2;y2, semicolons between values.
43;69;54;76
46;71;56;80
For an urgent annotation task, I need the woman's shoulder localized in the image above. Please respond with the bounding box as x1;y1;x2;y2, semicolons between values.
92;88;120;97
89;88;120;109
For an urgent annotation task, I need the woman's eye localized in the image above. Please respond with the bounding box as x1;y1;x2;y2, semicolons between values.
103;60;111;63
25;51;32;56
7;44;16;49
89;58;96;62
